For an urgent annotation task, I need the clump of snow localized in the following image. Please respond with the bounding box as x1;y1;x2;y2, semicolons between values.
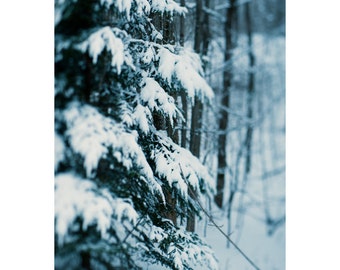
157;48;214;103
152;132;215;199
64;103;111;177
55;173;138;246
141;45;156;64
140;77;181;126
119;101;134;127
157;48;177;82
169;245;185;270
101;0;132;19
135;0;151;15
63;102;164;199
101;0;152;18
149;225;167;242
78;27;132;74
132;104;152;134
151;0;188;15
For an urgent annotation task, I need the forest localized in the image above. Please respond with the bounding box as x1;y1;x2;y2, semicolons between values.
54;0;285;269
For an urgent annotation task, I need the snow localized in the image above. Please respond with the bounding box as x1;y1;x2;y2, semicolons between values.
141;225;219;270
157;48;214;103
54;133;65;171
119;102;134;127
149;225;166;242
199;211;285;270
151;0;188;15
78;27;129;74
55;173;139;246
135;0;151;15
64;103;112;177
63;102;164;199
141;45;156;64
101;0;132;19
101;0;153;18
152;132;215;200
101;0;187;18
158;48;177;83
140;77;179;126
55;0;285;267
133;104;152;134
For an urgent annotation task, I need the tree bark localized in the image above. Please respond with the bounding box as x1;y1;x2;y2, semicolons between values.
186;0;205;232
179;0;188;150
202;0;210;69
214;0;236;209
245;1;255;174
163;11;178;226
179;0;186;47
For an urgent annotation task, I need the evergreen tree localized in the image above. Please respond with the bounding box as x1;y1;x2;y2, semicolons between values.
55;0;218;269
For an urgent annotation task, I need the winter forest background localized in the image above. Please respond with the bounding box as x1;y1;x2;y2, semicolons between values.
54;0;285;269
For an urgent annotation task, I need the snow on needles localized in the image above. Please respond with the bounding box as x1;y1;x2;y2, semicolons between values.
151;0;187;15
152;133;215;200
63;102;164;198
55;173;138;246
101;0;132;19
101;0;186;18
140;77;180;127
158;48;214;103
167;229;219;270
78;27;131;74
132;104;152;134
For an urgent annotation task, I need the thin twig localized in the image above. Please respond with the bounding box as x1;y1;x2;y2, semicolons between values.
179;164;262;270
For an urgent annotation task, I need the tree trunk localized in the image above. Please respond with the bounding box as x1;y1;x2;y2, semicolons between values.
202;0;210;69
179;0;188;150
163;11;178;226
233;2;256;240
214;0;236;209
186;0;205;233
190;97;203;158
151;11;163;40
180;92;188;149
179;0;186;47
194;0;203;53
245;1;255;174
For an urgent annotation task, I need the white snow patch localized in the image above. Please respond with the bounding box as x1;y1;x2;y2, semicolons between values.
158;48;214;103
152;132;215;199
63;103;164;198
78;26;130;74
101;0;132;19
140;77;180;126
132;104;152;134
55;173;138;246
151;0;187;15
